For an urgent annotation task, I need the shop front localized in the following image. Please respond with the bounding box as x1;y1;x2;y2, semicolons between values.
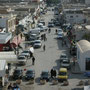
0;60;7;87
0;33;12;51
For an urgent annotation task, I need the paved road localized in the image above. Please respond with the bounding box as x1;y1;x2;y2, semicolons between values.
18;9;87;90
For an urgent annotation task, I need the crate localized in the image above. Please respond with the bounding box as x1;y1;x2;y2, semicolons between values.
40;79;46;85
29;80;34;84
16;79;22;84
52;79;58;85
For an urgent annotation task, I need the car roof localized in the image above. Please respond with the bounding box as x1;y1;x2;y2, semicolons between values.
18;55;26;57
42;70;49;73
58;29;62;30
61;53;66;56
27;69;35;72
59;68;67;72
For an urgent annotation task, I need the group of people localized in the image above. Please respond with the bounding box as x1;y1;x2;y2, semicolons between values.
41;33;47;41
50;69;57;78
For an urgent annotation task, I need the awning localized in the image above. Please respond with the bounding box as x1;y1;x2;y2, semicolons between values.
11;35;22;47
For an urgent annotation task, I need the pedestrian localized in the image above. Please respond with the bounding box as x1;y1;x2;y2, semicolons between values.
8;83;12;90
29;51;33;58
32;56;35;65
43;44;46;51
55;29;57;34
53;69;57;78
50;69;54;78
48;28;51;33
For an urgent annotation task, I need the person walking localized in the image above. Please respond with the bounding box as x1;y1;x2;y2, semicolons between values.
29;51;33;58
50;69;54;78
53;69;57;78
43;44;46;51
55;29;57;34
32;56;35;65
48;28;51;33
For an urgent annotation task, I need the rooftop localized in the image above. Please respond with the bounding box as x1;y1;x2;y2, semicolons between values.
77;40;90;53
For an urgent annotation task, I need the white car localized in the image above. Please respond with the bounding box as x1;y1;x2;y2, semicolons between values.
33;40;42;48
17;55;27;65
21;50;30;58
57;33;64;39
57;29;63;34
60;54;68;62
40;26;48;32
61;59;71;69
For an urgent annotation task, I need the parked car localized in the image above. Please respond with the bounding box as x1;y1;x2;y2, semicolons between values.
54;21;60;26
33;40;42;48
39;21;45;25
29;28;40;35
21;50;30;58
13;69;23;80
30;34;40;39
58;68;68;82
37;23;43;28
17;55;27;65
60;59;71;69
57;29;63;34
25;70;35;80
40;71;50;81
39;26;48;32
57;33;64;39
48;22;54;27
60;54;68;62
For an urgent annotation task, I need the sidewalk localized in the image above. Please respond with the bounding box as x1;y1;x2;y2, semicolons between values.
71;62;83;74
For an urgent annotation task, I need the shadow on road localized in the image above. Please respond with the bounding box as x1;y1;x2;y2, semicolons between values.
35;77;40;85
53;59;60;71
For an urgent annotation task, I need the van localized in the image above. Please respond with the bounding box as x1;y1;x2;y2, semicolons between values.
29;28;40;35
58;68;68;82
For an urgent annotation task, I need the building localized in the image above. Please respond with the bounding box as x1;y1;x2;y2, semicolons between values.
0;14;16;33
85;0;90;6
76;40;90;72
0;60;7;87
63;9;86;24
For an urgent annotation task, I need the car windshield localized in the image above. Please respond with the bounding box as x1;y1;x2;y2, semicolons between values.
59;72;67;75
22;51;29;53
49;22;53;24
26;71;34;74
14;70;21;74
18;56;25;59
42;72;48;76
63;61;69;64
61;55;66;58
35;41;40;43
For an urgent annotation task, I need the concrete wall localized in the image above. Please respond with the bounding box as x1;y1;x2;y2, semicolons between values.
65;13;85;24
85;0;90;5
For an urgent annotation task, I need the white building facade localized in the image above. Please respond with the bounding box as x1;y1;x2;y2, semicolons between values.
76;40;90;72
63;9;86;24
0;14;16;33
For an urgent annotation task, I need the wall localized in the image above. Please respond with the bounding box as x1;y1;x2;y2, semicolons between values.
0;18;7;28
85;0;90;5
65;13;85;24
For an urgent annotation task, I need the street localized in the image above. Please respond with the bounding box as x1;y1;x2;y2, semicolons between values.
17;9;86;90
